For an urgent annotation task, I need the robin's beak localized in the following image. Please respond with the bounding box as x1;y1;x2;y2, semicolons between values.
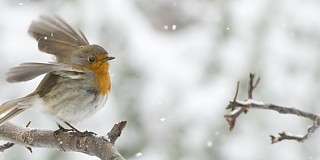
104;56;115;61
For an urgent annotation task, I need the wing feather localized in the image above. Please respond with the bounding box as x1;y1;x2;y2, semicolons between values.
6;62;84;83
28;15;89;56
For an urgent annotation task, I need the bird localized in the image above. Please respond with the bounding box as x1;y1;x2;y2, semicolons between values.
0;15;114;132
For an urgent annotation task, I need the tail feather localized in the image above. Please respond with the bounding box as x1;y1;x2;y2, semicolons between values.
0;97;25;115
0;108;25;126
0;97;32;126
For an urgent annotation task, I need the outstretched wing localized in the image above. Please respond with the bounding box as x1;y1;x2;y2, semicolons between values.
28;15;89;57
6;62;84;83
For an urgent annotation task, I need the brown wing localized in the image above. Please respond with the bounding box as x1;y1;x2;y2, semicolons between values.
28;15;89;57
6;62;84;83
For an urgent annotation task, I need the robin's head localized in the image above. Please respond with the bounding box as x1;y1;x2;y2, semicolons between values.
71;45;115;72
74;44;114;95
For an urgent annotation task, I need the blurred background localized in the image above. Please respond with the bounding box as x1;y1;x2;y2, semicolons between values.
0;0;320;159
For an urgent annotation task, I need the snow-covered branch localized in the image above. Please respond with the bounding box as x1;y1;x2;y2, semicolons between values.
224;73;320;143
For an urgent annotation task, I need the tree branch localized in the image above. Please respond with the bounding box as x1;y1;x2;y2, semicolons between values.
0;122;127;160
224;73;320;143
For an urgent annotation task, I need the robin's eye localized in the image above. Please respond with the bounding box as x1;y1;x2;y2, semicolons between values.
88;56;96;62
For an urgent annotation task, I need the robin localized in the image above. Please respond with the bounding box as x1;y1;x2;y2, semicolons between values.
0;15;114;132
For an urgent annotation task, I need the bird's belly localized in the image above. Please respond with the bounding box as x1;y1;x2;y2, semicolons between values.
34;87;108;124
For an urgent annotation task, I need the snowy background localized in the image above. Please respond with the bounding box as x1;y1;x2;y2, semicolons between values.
0;0;320;160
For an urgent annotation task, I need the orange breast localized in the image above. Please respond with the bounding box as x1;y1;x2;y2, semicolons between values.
96;67;111;95
84;59;111;96
95;62;111;95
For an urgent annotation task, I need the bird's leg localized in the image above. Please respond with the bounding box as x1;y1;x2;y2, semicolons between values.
64;121;97;136
53;123;74;137
63;121;81;133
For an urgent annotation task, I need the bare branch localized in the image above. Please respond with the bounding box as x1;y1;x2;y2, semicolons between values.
233;81;240;102
225;74;320;143
224;108;246;131
107;121;127;145
248;73;260;99
270;132;306;144
0;122;126;160
0;142;14;152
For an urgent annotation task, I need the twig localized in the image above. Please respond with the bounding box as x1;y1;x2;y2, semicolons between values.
107;121;127;145
0;142;14;152
225;73;320;143
0;122;126;160
233;81;240;102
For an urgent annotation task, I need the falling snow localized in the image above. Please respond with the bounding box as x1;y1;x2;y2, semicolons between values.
160;117;166;122
206;141;212;147
1;1;320;160
172;25;177;30
135;152;143;157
